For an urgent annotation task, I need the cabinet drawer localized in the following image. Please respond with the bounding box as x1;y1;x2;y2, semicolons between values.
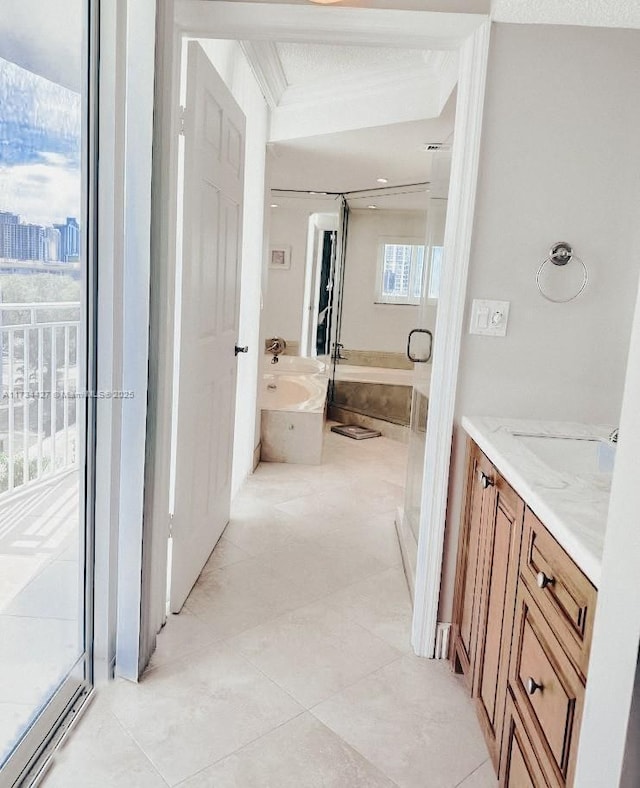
520;508;597;678
510;587;584;786
500;693;550;788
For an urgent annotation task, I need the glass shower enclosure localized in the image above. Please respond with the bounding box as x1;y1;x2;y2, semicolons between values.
403;197;447;567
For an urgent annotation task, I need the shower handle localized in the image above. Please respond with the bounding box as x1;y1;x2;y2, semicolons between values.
407;329;433;363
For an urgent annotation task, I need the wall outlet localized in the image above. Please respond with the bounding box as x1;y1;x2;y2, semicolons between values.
469;299;510;337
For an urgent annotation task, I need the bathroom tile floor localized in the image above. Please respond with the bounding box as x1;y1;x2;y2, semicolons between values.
42;426;495;788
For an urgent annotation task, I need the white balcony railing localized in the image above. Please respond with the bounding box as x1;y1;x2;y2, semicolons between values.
0;302;81;497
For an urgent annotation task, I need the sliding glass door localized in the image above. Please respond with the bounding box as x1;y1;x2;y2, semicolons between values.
0;1;96;783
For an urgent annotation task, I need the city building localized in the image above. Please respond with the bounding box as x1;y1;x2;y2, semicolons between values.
0;211;78;263
54;217;80;262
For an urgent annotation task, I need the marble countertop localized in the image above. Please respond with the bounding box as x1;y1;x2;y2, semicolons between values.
461;416;617;588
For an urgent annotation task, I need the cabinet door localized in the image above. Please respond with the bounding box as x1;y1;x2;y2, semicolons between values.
509;586;584;786
452;440;495;685
474;473;525;771
500;694;550;788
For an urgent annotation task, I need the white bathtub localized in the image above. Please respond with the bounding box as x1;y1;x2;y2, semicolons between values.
260;365;328;465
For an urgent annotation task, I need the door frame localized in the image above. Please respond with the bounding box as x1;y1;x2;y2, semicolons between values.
144;0;491;670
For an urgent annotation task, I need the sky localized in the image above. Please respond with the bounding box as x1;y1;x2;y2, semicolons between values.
0;57;81;227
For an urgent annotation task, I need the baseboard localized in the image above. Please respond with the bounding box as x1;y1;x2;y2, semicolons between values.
395;506;417;598
434;622;452;660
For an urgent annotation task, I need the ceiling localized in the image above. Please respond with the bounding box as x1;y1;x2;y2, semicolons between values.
269;89;456;199
276;43;429;87
0;0;82;91
241;39;458;141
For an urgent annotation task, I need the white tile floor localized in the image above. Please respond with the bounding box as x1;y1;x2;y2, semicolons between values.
42;427;495;787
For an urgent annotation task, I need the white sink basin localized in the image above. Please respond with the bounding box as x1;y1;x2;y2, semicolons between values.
515;434;616;475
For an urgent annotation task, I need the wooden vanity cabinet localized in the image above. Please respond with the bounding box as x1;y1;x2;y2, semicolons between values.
451;440;495;687
501;695;549;788
452;438;597;787
451;438;524;770
473;474;524;770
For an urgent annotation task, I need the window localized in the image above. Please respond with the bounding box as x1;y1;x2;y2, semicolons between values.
0;0;96;781
376;238;443;305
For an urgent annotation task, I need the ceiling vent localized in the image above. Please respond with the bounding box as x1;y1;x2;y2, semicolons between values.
422;142;451;152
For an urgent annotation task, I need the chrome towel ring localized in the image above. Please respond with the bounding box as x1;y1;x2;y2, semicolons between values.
536;242;589;303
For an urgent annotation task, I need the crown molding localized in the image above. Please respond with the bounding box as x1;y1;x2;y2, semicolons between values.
270;66;443;140
240;40;287;108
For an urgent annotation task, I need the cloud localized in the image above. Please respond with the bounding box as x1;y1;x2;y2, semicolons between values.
0;157;81;226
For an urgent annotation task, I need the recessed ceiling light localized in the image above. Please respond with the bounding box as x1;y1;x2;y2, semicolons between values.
376;178;388;184
308;0;342;4
270;204;279;208
368;205;378;210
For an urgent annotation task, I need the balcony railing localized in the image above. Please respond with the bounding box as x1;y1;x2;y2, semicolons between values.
0;302;81;497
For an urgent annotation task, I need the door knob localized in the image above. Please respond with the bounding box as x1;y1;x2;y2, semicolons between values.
536;571;554;589
480;472;494;489
235;345;249;356
526;677;543;696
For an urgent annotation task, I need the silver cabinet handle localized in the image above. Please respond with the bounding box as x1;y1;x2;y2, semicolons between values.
536;571;554;590
526;677;543;695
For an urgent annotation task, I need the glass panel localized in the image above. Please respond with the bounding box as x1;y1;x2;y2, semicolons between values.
0;0;90;769
411;245;426;300
428;246;444;300
404;198;447;543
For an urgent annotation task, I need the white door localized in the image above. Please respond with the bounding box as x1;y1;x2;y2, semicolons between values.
170;42;245;612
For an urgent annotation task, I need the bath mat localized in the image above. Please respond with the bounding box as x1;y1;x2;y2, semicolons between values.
331;424;381;440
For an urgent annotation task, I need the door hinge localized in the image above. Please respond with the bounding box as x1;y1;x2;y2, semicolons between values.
169;512;174;537
178;105;186;136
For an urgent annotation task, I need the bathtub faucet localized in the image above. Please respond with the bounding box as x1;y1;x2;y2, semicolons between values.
332;343;348;362
266;336;287;364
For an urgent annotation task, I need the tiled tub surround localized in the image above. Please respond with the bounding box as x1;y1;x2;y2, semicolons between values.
42;426;494;788
331;365;416;428
260;359;328;465
462;416;617;586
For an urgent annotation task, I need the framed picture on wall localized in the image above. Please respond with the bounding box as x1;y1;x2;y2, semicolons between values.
269;246;291;270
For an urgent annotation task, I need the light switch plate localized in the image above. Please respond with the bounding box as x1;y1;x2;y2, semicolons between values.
469;299;510;337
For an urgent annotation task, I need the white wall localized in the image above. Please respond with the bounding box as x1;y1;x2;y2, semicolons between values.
576;264;640;785
621;653;640;787
341;208;432;354
197;39;269;498
439;23;640;621
262;194;340;346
